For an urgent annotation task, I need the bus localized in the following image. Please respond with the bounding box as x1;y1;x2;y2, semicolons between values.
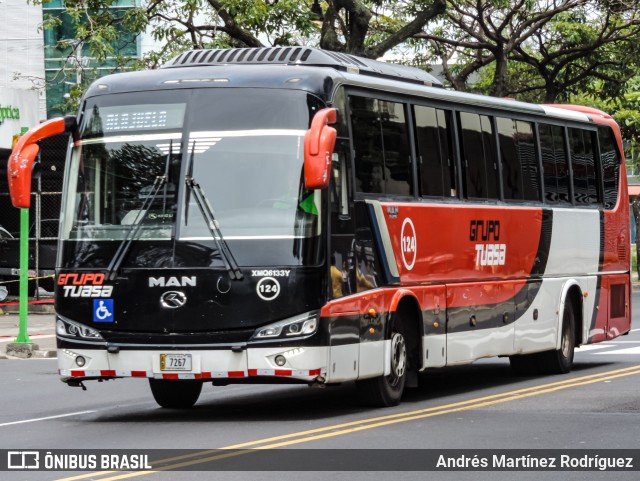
8;47;631;408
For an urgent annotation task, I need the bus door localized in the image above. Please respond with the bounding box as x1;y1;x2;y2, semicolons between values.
327;138;361;381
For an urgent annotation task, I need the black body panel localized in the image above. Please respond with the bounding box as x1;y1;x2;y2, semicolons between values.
56;263;324;334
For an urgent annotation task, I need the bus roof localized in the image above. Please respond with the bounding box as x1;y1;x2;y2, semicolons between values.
83;47;601;126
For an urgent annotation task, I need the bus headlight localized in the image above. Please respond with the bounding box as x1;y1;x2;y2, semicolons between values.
56;316;105;341
250;311;319;341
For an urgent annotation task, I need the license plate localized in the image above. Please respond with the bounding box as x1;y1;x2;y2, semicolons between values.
160;354;192;371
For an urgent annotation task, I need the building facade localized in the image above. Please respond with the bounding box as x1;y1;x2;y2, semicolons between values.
43;0;140;117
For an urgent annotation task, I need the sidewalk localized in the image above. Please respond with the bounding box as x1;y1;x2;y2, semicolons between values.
0;292;57;359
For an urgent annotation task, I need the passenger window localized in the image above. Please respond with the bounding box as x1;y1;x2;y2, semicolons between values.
349;95;412;196
379;100;412;196
539;124;570;203
497;118;523;200
350;96;384;194
497;118;539;202
598;126;620;210
516;121;539;201
569;128;599;205
459;112;498;199
414;105;455;197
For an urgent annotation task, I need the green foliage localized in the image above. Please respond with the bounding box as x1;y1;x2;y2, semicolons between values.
35;0;640;128
570;78;640;173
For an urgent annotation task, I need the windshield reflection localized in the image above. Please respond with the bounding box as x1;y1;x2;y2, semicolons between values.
60;88;325;268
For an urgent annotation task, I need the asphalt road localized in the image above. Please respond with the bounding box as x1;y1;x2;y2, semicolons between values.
1;294;639;481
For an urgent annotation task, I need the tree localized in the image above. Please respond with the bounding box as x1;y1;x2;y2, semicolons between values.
38;0;446;114
415;0;640;102
510;2;640;102
44;1;446;71
318;0;445;58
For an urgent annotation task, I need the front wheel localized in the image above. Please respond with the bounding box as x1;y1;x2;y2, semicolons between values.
149;379;203;409
356;329;407;407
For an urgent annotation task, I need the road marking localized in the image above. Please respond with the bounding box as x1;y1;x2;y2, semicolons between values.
601;341;640;344
575;344;608;351
0;410;96;428
595;346;640;355
55;364;640;481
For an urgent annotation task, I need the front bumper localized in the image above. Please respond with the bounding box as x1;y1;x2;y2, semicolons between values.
58;345;328;383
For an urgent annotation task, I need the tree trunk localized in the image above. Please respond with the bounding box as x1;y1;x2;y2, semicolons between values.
489;51;508;97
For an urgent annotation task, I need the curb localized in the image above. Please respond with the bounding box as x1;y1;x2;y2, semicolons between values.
0;349;57;360
0;303;55;315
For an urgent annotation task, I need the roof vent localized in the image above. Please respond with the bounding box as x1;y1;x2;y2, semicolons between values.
163;47;443;88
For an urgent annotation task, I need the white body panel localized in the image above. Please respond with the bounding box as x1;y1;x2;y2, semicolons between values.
445;322;515;365
422;334;446;369
357;340;386;379
545;209;600;276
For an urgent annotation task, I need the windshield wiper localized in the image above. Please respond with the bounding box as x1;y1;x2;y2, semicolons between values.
105;141;173;281
184;141;243;281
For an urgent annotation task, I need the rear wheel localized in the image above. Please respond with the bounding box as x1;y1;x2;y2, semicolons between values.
539;300;575;374
357;323;407;407
149;379;203;408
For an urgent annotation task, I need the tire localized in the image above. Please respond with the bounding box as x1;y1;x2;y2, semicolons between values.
539;300;575;374
357;322;408;407
149;379;203;409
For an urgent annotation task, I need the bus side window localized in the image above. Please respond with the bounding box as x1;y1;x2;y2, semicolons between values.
350;96;385;194
414;105;455;197
459;112;498;200
498;118;539;202
598;126;620;210
540;124;571;204
378;100;412;196
569;128;599;205
349;95;412;196
497;118;523;200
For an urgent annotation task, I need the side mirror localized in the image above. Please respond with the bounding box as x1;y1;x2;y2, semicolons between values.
304;108;337;190
8;116;76;208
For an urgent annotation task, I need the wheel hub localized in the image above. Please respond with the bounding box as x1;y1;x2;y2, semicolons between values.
389;332;407;386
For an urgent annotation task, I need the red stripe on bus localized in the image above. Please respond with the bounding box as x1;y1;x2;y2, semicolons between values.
274;370;292;376
228;371;246;378
131;371;147;377
162;374;179;380
100;370;116;377
70;370;85;376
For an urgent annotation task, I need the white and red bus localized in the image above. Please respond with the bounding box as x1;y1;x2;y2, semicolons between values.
8;47;630;408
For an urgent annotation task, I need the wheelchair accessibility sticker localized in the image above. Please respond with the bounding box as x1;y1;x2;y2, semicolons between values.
93;299;114;322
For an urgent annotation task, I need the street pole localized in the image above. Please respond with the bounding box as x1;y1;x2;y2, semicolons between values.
15;207;31;344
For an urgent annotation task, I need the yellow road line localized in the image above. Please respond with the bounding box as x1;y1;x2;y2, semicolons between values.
56;364;640;481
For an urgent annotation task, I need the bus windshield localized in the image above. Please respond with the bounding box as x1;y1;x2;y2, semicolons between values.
60;88;324;266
